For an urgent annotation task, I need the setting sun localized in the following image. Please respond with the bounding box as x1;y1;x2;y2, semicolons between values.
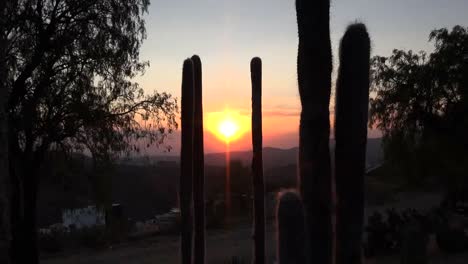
218;119;239;140
206;110;250;143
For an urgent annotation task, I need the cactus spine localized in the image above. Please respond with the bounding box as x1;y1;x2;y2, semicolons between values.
250;57;266;264
334;23;371;264
180;58;195;264
295;0;333;263
192;55;206;264
276;191;307;264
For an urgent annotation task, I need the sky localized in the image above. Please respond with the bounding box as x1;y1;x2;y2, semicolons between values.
134;0;468;154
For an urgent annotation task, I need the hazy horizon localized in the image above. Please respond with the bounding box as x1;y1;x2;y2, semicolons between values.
135;132;383;156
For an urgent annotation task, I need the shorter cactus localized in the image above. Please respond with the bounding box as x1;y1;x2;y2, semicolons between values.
276;191;307;264
400;221;428;264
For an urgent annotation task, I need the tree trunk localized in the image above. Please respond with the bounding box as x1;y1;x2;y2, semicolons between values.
0;0;11;262
23;175;39;264
9;136;42;264
0;113;11;264
10;162;39;264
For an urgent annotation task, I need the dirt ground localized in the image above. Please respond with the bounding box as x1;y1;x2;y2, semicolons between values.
42;192;468;264
41;222;468;264
42;223;277;264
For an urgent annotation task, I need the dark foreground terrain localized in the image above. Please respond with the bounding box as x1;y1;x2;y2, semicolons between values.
41;221;468;264
42;191;468;264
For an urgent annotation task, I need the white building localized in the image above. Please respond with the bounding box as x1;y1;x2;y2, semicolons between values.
62;205;105;229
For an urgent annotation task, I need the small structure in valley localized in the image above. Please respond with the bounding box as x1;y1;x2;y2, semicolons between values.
62;205;105;229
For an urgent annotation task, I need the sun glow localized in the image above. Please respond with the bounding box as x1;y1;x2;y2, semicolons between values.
218;119;239;139
206;110;250;143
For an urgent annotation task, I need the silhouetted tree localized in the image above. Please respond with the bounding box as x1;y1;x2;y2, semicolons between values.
2;1;177;263
370;26;468;191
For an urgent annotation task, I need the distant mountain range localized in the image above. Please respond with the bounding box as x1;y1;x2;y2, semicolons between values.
206;137;383;169
123;138;383;170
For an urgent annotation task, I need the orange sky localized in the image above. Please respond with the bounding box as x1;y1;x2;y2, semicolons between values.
133;0;466;155
147;110;382;155
203;109;300;153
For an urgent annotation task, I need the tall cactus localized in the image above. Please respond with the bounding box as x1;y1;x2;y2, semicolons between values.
295;0;333;263
250;57;266;264
180;58;195;264
334;23;371;264
192;54;206;264
276;191;307;264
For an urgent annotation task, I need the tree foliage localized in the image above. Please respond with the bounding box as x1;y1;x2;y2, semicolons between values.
4;0;177;164
370;26;468;188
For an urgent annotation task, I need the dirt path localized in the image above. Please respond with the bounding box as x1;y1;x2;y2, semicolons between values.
42;223;277;264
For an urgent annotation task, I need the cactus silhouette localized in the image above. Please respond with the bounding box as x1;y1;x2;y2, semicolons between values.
295;0;333;263
250;57;266;264
400;222;428;264
177;7;371;264
276;191;307;264
180;58;194;264
334;23;371;264
192;55;206;264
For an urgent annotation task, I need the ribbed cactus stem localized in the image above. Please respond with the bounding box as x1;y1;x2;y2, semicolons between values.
251;57;265;264
180;58;194;264
192;54;205;264
296;0;333;263
334;23;371;264
400;222;428;264
277;191;307;264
